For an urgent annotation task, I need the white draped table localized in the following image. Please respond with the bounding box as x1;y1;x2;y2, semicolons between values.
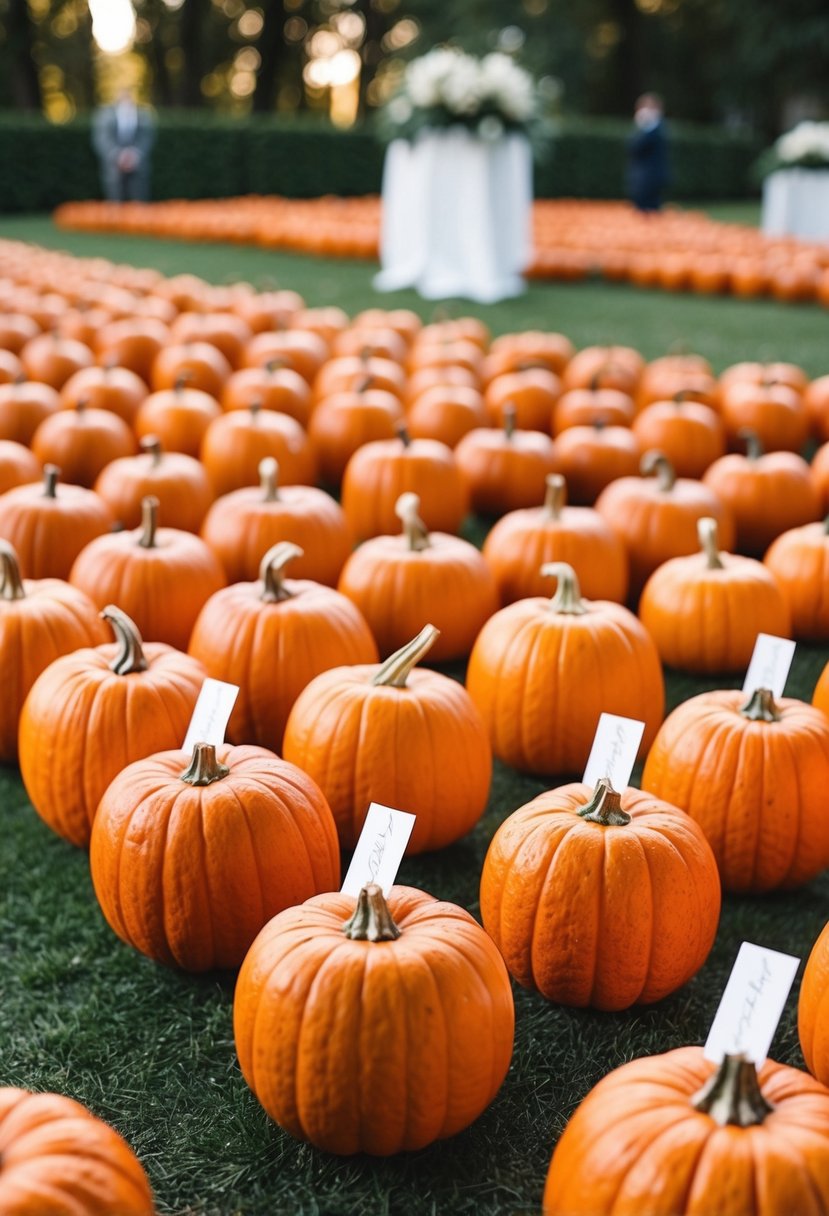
373;128;534;303
762;169;829;242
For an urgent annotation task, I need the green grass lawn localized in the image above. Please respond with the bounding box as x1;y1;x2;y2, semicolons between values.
1;214;829;1215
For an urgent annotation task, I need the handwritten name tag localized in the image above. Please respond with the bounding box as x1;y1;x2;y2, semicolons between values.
182;678;240;753
341;802;416;897
583;713;645;790
742;634;796;699
704;941;800;1065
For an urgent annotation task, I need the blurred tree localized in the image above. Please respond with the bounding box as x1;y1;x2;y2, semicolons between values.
3;0;44;109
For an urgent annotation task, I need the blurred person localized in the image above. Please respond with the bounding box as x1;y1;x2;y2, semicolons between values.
627;93;669;212
92;88;156;203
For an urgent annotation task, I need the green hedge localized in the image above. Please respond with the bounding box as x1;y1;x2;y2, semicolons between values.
0;112;762;213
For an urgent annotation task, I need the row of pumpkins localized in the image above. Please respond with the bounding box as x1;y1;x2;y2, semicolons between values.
53;196;829;306
4;244;829;1212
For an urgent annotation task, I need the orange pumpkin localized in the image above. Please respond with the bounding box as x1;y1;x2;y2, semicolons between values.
150;339;232;398
233;882;514;1154
19;331;94;389
800;922;829;1086
134;378;221;458
481;778;720;1008
454;406;560;515
0;348;24;386
631;396;725;478
90;740;340;970
189;541;377;749
333;324;407;364
0;464;113;579
720;379;810;453
765;517;829;640
467;562;664;774
308;384;403;485
313;353;406;403
484;367;562;431
560;344;644;396
31;401;137;488
0;311;40;354
19;605;204;847
642;686;829;891
94;435;213;532
168;309;253;369
403;364;478;408
0;438;40;494
94;316;169;382
0;377;60;445
805;374;829;442
552;385;635;435
406;383;488;448
59;363;148;426
220;361;312;428
554;421;641;505
483;330;574;380
242;329;330;384
200;402;316;496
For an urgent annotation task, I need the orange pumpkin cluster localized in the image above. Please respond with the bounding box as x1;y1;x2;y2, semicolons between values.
6;236;829;1209
54;194;829;305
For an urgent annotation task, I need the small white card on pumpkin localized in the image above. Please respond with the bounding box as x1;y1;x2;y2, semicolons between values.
341;802;416;897
182;678;240;753
583;713;645;790
742;634;796;699
704;941;800;1065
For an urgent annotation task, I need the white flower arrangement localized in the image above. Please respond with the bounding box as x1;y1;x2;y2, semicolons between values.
758;120;829;177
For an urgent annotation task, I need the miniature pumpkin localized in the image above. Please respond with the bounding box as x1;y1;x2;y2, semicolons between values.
90;741;340;970
94;435;213;532
94;316;169;382
560;344;644;396
554;421;641;505
308;384;404;485
406;384;488;448
312;353;406;403
150;339;232;398
19;331;94;389
233;882;514;1155
483;330;575;380
552;385;635;435
220;361;312;428
454;405;560;516
799;921;829;1087
0;438;40;494
242;328;329;384
764;518;829;640
19;605;204;847
642;687;829;892
720;378;810;454
484;367;562;432
466;562;664;774
631;396;725;478
59;363;149;426
31;400;137;488
168;309;253;368
0;377;60;445
134;378;221;459
200;402;316;496
0;463;113;579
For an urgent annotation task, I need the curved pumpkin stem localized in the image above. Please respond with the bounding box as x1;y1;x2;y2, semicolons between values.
541;561;587;615
640;450;676;492
395;492;430;552
42;463;60;499
372;624;440;689
543;473;566;520
698;517;724;570
259;540;303;603
259;456;280;502
343;884;401;941
0;540;25;601
140;436;163;467
738;429;763;462
503;402;517;439
740;687;781;722
138;496;159;549
577;778;631;826
101;605;149;675
396;422;411;448
691;1054;774;1127
181;742;230;786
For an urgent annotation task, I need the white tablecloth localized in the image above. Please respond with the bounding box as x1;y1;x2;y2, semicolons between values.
762;169;829;242
374;129;534;303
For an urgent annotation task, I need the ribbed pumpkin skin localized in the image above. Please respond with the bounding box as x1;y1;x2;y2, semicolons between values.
233;885;514;1155
543;1047;829;1216
283;666;491;851
0;480;113;579
480;784;719;1009
90;745;340;971
799;923;829;1087
0;440;40;494
0;1087;155;1215
703;450;820;556
19;642;205;848
466;598;664;774
340;437;468;541
765;522;829;640
815;663;829;716
94;449;213;532
188;578;378;750
642;691;829;892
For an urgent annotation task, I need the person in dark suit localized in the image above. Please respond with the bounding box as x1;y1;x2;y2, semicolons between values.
626;93;669;212
92;88;156;203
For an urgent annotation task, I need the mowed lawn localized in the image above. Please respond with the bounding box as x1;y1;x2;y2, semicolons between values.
1;210;829;1216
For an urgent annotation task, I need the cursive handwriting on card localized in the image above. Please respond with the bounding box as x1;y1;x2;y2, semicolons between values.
341;802;416;897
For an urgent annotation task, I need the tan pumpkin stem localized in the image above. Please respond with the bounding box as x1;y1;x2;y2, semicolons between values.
544;474;566;520
395;492;430;552
355;372;374;393
542;561;587;615
265;358;287;374
503;403;517;439
396;422;411;448
249;401;262;420
372;624;440;689
740;687;781;722
738;428;763;462
698;517;724;570
174;372;193;393
577;778;631;826
343;884;401;941
140;436;163;467
259;456;280;502
101;605;149;674
42;464;60;499
640;450;676;492
181;742;230;786
0;540;25;601
691;1054;774;1127
260;540;303;602
138;496;159;549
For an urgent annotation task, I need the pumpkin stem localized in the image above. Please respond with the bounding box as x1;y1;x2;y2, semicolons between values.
698;517;724;570
140;435;163;467
138;496;159;549
174;372;193;393
259;540;303;602
503;402;517;439
265;357;286;374
395;492;430;552
259;456;280;502
101;605;149;674
640;450;676;492
372;624;440;689
42;463;60;499
0;540;25;601
396;422;411;448
249;401;262;420
577;778;631;826
355;372;374;393
343;884;401;941
181;742;230;787
543;473;566;520
738;428;763;462
740;687;781;722
542;561;587;615
691;1054;774;1127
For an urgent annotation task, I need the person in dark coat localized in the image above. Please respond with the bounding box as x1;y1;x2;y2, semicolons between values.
626;93;669;212
92;88;156;203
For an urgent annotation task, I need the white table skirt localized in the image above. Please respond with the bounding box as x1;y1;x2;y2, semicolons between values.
374;129;534;303
762;169;829;242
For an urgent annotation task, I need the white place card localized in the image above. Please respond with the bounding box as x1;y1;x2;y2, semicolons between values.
341;801;416;897
583;713;645;791
704;941;800;1065
182;678;240;753
742;633;796;699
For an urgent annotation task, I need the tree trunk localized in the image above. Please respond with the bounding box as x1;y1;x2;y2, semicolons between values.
6;0;43;111
179;0;210;107
253;0;289;113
